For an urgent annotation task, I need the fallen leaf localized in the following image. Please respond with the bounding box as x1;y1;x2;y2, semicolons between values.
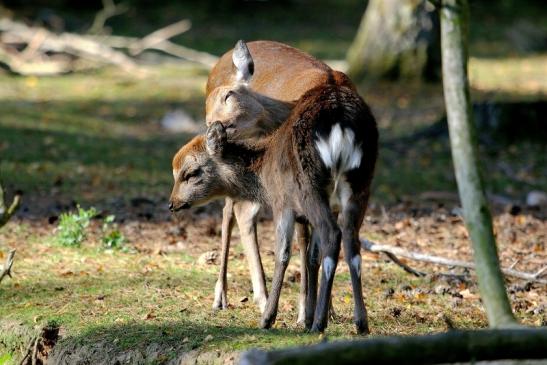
143;312;156;320
198;251;219;265
459;289;480;300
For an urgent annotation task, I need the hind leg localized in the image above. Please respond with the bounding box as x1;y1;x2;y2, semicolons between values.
340;195;369;334
295;222;310;326
260;209;295;329
305;228;320;329
303;198;341;333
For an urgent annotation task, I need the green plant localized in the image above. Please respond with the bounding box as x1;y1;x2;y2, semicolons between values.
101;215;125;250
0;352;12;364
56;206;97;247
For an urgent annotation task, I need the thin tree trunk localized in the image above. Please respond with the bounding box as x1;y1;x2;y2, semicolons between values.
440;0;516;327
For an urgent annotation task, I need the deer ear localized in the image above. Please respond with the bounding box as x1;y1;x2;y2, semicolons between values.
232;40;254;83
206;122;227;156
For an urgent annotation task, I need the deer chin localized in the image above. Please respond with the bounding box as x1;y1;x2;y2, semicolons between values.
170;202;190;212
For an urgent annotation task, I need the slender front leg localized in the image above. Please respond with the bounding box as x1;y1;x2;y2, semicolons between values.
295;222;310;326
261;209;295;329
213;198;235;310
234;201;268;313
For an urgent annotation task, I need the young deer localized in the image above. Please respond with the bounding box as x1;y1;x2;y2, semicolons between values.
170;80;378;333
202;40;341;321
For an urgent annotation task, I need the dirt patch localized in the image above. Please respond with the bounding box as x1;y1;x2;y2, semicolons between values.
49;341;239;365
0;321;59;364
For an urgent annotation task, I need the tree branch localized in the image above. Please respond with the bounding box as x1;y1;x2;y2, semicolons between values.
361;239;547;284
128;19;191;55
88;0;129;35
0;18;139;73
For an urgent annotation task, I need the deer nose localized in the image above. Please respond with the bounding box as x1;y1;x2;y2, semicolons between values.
168;201;174;212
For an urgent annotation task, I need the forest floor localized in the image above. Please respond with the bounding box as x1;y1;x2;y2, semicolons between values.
1;1;547;364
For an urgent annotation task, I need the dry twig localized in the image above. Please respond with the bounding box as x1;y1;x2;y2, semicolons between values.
0;185;21;227
0;249;16;283
88;0;129;35
361;239;547;284
128;19;191;55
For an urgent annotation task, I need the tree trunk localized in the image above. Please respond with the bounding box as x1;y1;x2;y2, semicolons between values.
440;0;517;327
346;0;440;82
240;328;547;365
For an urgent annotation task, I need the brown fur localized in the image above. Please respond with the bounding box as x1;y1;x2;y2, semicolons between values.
202;40;341;318
204;41;354;139
172;135;205;171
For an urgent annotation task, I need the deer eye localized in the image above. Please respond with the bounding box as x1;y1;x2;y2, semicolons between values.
224;91;235;102
184;168;202;181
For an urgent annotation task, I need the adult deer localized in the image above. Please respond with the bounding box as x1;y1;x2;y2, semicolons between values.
170;44;378;332
203;41;345;322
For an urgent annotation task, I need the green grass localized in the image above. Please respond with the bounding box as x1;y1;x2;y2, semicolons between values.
0;65;204;203
0;226;492;362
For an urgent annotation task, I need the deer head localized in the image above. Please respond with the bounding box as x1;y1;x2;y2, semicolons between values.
169;123;233;212
205;40;291;139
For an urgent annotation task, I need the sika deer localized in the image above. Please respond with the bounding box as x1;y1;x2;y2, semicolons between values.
170;82;378;333
202;40;345;321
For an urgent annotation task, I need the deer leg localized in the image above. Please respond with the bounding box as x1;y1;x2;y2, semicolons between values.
340;198;369;334
260;209;295;329
295;222;310;326
310;207;341;333
213;198;235;310
234;201;268;313
305;228;320;330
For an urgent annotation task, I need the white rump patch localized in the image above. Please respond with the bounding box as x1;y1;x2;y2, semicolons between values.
315;124;362;172
315;124;362;210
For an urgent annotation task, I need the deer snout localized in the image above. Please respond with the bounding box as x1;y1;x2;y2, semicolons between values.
168;200;191;212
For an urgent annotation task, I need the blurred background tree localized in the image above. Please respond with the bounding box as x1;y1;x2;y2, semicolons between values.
347;0;441;82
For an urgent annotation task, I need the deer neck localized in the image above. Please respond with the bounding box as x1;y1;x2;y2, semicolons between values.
252;93;294;134
215;140;268;203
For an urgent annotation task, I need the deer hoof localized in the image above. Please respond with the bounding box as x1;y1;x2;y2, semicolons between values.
355;319;370;335
260;315;275;329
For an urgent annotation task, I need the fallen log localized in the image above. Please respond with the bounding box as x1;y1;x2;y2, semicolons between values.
240;328;547;365
0;18;138;73
0;17;218;74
